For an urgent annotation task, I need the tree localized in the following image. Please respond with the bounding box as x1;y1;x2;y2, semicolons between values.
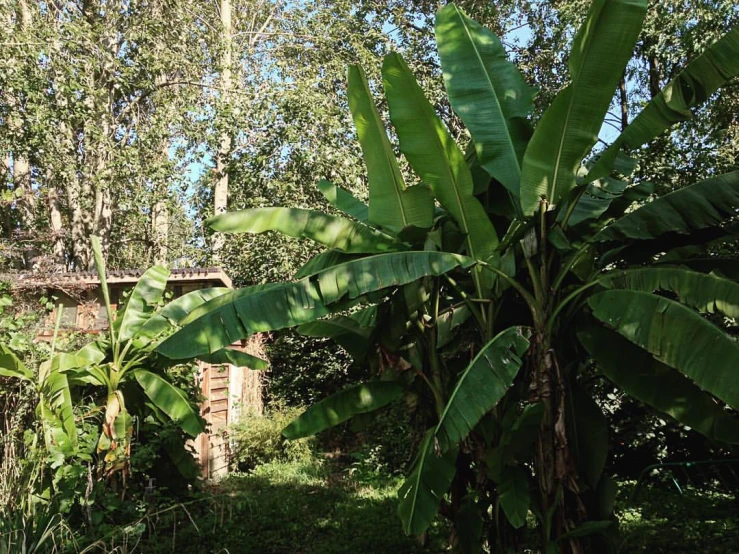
0;0;209;270
158;2;739;550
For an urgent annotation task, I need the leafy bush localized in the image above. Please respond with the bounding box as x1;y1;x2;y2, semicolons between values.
229;403;315;471
264;330;362;406
266;331;419;476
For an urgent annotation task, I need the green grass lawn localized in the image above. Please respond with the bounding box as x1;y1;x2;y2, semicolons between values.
105;461;737;554
126;460;447;554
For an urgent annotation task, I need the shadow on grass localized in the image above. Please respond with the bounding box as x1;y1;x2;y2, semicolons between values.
133;461;447;554
617;484;739;554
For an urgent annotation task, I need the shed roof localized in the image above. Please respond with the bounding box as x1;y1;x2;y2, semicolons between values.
1;266;233;292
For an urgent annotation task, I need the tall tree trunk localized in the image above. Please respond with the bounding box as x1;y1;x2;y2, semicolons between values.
151;198;169;265
78;0;115;269
1;155;11;238
150;35;170;267
47;183;65;268
647;54;662;99
11;0;35;268
531;332;584;554
619;75;629;132
212;0;233;261
13;156;33;233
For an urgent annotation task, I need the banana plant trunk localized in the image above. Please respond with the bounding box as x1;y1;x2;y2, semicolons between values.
530;328;584;554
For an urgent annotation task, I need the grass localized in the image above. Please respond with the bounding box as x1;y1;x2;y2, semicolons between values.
124;460;447;554
82;461;738;554
616;481;739;554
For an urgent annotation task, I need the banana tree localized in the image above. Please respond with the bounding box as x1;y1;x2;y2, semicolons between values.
43;237;268;481
0;341;78;461
158;2;739;551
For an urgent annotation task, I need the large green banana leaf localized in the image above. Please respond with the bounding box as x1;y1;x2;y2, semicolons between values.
157;252;474;360
567;178;653;227
435;326;530;451
519;0;647;214
40;401;76;457
76;338;108;365
579;325;739;444
197;348;269;370
208;207;400;254
0;345;32;380
134;287;232;348
435;3;535;196
0;349;78;453
41;370;77;450
317;180;368;223
498;467;530;529
588;27;739;181
348;65;434;232
133;369;203;437
436;304;471;349
398;430;458;536
601;267;739;318
282;381;402;439
47;353;109;388
382;52;498;294
588;289;739;409
594;170;739;242
316;251;473;304
117;266;170;343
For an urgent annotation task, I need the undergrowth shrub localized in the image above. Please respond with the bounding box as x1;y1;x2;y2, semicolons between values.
264;330;361;406
342;402;419;476
228;403;315;471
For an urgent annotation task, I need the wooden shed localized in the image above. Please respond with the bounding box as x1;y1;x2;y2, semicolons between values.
5;267;264;479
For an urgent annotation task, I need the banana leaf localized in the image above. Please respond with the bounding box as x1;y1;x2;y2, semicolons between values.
208;207;400;254
317;179;368;223
588;289;739;410
579;325;739;444
498;467;530;529
348;65;434;232
601;267;739;319
435;3;535;197
282;381;403;439
157;252;473;360
398;430;458;536
435;326;530;451
594;170;739;242
134;287;232;349
117;266;170;343
519;0;647;214
41;371;77;450
197;348;269;370
383;52;498;293
588;27;739;181
0;345;32;380
133;369;204;437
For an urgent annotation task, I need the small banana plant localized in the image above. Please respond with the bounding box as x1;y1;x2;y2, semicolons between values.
2;236;269;484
